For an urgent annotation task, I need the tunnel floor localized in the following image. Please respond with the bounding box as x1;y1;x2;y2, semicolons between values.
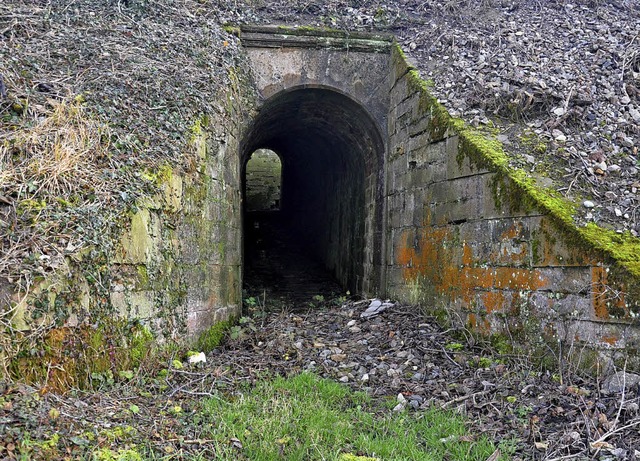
243;211;345;308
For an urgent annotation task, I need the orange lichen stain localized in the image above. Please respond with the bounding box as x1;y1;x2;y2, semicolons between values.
535;219;597;267
498;244;527;265
591;266;627;319
537;237;596;267
592;267;609;318
601;335;619;346
500;222;524;240
397;219;546;314
486;222;528;265
467;313;491;334
462;242;473;266
482;291;505;314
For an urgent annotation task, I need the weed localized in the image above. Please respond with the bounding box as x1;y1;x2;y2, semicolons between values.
478;357;494;368
229;316;257;340
515;405;533;420
445;342;465;351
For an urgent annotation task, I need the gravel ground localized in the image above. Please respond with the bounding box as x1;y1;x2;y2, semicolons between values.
221;300;640;460
3;2;640;459
4;300;640;459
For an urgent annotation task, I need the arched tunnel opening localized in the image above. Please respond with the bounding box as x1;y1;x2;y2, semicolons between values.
241;87;385;306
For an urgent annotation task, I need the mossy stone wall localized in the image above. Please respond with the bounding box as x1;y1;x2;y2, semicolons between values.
2;86;245;385
385;43;640;367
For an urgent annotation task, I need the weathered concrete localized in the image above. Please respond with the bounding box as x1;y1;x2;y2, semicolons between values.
384;45;640;368
107;115;243;340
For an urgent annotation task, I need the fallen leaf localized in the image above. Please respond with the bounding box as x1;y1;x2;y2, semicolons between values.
534;441;549;450
485;448;500;461
590;441;614;450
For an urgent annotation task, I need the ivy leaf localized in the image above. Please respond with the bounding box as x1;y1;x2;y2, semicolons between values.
119;370;134;380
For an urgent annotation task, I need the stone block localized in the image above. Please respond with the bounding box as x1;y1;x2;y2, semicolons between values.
113;208;161;265
406;169;431;195
446;135;491;180
161;173;184;212
536;266;592;293
395;93;419;121
390;75;410;103
556;319;638;349
110;289;156;320
529;291;591;318
531;217;597;267
458;218;534;267
469;289;521;316
428;173;534;223
408;114;431;138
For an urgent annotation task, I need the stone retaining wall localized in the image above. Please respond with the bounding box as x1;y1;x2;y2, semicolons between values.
386;44;640;365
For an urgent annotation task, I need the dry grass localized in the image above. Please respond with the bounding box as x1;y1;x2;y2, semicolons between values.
0;97;110;199
0;95;114;299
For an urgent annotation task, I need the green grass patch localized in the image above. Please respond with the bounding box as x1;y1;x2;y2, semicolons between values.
197;372;508;460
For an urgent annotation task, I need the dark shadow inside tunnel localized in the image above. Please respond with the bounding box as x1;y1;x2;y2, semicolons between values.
241;87;385;305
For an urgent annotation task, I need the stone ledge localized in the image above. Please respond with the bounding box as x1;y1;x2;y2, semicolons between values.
239;25;393;52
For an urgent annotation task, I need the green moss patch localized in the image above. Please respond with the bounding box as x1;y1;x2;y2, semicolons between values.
9;320;154;392
196;320;233;353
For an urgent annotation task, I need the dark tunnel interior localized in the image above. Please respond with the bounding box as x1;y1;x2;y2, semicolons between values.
241;87;384;305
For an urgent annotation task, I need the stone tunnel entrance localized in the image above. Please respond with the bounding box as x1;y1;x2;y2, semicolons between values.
241;87;385;304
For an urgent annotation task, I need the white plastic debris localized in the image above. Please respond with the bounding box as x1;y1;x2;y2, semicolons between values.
188;352;207;364
360;299;394;319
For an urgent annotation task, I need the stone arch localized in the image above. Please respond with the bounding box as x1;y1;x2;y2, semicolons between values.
240;86;386;296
